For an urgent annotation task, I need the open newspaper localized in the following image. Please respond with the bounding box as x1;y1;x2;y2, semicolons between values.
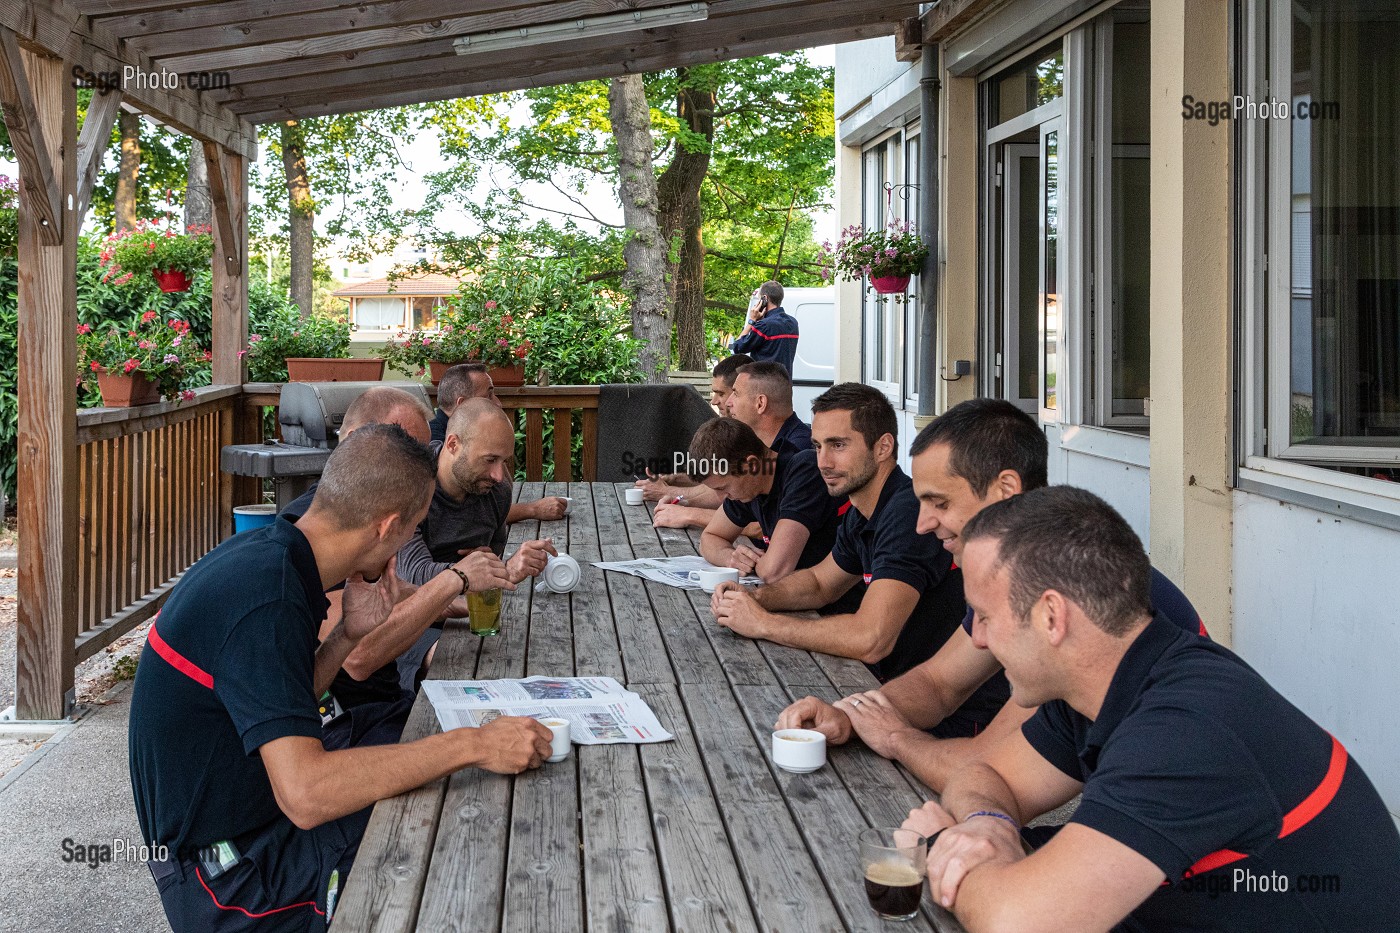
591;555;762;590
421;675;673;745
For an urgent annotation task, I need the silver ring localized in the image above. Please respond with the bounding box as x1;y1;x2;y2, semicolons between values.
851;698;862;708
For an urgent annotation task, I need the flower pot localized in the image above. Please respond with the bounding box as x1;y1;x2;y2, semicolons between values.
285;357;386;382
427;360;456;385
96;369;161;407
488;364;526;387
152;269;192;293
870;274;911;295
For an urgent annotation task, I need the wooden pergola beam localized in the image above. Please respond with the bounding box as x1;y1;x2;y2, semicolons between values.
0;0;258;157
130;0;671;62
75;88;122;222
0;28;62;244
86;0;354;36
12;46;78;720
225;0;914;119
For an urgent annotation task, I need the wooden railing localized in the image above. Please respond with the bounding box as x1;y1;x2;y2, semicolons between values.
73;386;240;662
241;383;601;482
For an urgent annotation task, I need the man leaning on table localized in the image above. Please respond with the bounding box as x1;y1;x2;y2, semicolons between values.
901;486;1400;932
777;398;1204;779
129;424;553;933
709;383;966;682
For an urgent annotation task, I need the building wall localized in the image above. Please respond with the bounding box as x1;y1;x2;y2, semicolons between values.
1233;490;1400;818
835;37;911;118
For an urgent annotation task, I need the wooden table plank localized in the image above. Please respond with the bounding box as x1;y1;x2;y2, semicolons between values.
501;755;583;933
635;683;761;933
336;620;482;932
524;481;575;676
580;743;670;933
735;685;964;933
563;482;627;681
677;681;846;933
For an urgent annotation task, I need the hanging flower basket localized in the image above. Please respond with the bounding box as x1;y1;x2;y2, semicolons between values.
96;369;161;407
152;269;192;293
870;274;911;295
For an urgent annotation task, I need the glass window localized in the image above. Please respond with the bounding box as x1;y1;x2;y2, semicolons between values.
1286;0;1400;461
862;137;902;389
1042;128;1059;413
994;47;1064;125
904;132;922;404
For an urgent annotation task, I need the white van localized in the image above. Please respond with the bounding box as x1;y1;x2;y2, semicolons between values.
780;286;836;425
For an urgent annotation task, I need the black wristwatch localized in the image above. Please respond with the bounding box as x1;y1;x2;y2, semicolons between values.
448;567;470;595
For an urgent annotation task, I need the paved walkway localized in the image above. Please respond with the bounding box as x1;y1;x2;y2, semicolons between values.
0;684;165;932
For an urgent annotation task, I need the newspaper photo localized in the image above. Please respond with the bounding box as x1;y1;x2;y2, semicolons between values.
422;676;673;744
591;555;762;590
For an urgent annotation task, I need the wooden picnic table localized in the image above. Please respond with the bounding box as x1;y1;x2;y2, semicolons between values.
335;482;966;933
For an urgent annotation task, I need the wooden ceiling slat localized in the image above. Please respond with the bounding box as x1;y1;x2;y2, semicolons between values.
149;0;689;72
239;18;897;123
207;0;858;104
231;1;911;121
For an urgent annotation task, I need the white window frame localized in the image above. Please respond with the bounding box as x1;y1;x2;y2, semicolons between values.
861;127;910;406
1236;0;1400;527
1090;9;1152;429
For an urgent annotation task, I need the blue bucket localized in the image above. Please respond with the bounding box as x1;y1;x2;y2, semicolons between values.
233;504;278;533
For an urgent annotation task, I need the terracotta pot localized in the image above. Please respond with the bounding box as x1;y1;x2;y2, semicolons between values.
152;269;192;293
488;364;526;387
427;360;456;385
870;274;911;295
96;369;161;407
285;357;385;382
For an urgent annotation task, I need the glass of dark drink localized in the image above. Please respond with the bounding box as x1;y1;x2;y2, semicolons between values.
859;827;927;921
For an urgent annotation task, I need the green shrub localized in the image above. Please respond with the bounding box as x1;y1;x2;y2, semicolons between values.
244;306;352;383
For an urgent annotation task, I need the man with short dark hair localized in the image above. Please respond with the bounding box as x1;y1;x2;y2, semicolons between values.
430;362;494;445
709;353;753;413
691;419;849;609
730;280;799;374
902;486;1400;932
778;398;1202;780
710;383;964;682
130;425;553;932
648;360;812;531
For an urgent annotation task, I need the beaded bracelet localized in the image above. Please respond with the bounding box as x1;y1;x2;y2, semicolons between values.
965;810;1020;831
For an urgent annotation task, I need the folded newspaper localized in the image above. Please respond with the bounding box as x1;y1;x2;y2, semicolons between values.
591;555;761;590
421;675;673;744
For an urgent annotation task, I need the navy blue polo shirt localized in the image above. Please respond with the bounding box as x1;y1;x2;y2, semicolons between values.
429;407;450;446
129;519;329;857
770;412;812;457
1023;616;1400;931
277;489;405;711
829;466;968;681
730;308;799;374
722;449;840;572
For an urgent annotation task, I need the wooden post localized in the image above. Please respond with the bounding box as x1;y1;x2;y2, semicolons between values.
9;47;78;720
205;143;249;535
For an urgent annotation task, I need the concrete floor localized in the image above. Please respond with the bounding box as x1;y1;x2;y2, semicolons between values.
0;684;166;932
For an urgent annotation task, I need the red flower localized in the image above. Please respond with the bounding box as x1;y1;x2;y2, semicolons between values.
122;358;139;374
202;350;212;362
485;300;497;310
513;345;528;359
141;310;157;323
76;323;92;335
88;360;101;372
127;331;138;338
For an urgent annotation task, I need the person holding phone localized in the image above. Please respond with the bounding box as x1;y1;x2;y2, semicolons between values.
730;280;799;375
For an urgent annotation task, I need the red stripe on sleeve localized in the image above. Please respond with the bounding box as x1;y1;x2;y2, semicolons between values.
148;622;214;690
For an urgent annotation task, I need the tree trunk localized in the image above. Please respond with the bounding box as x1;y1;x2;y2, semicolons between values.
656;72;715;371
608;75;670;383
184;142;212;232
281;120;314;318
113;110;140;234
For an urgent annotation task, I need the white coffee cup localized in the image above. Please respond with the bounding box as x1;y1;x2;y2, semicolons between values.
538;553;581;594
772;728;826;773
625;488;644;506
558;496;574;515
540;717;572;762
687;567;740;592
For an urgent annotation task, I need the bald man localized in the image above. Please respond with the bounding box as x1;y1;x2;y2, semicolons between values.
279;387;515;749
